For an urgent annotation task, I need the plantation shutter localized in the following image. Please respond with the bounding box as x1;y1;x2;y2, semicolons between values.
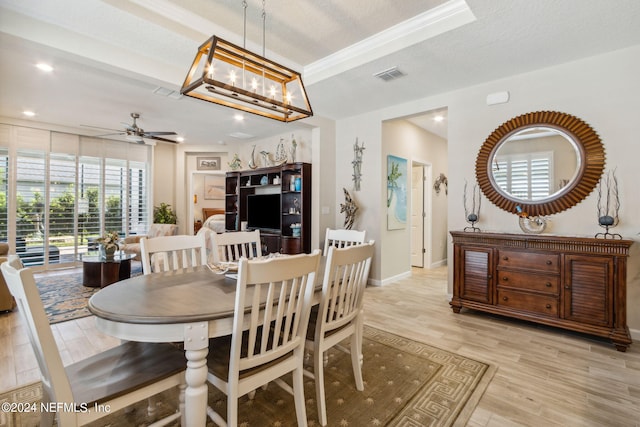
494;152;552;200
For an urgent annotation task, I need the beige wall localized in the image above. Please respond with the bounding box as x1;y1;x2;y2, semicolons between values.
382;120;448;272
334;44;640;336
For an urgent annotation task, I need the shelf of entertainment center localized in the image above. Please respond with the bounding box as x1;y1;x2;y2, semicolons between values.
225;163;311;254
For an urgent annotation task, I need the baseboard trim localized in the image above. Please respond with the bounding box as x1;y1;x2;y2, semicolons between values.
368;270;411;287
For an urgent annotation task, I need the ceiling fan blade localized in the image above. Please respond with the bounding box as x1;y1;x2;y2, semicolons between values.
93;132;126;137
80;124;123;132
144;131;177;136
146;135;178;143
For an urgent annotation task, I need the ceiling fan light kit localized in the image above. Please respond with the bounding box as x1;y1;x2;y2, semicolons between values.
180;1;312;122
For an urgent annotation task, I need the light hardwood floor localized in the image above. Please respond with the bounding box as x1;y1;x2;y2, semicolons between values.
1;266;639;426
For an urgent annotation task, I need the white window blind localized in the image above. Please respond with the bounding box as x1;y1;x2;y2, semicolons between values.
16;150;47;265
0;148;8;241
494;152;553;200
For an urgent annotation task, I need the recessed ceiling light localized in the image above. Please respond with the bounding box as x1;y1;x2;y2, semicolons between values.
36;63;53;72
23;110;36;117
234;114;244;121
176;136;185;143
433;115;444;122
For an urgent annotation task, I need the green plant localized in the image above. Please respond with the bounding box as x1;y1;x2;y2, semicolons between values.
153;203;177;224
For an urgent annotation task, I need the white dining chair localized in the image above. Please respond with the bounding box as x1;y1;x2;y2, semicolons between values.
323;227;366;256
140;233;208;274
0;256;186;427
210;230;262;263
305;241;374;426
205;250;321;427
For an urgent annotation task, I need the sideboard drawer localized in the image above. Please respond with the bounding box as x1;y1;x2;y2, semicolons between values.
498;250;559;272
497;289;559;317
497;271;559;294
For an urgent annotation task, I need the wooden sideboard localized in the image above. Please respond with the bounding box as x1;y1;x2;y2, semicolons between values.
450;231;633;351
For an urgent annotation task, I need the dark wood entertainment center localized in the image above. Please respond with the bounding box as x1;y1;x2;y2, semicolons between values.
450;231;633;351
225;162;311;254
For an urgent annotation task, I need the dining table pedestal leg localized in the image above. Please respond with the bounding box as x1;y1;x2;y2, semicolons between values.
184;323;210;427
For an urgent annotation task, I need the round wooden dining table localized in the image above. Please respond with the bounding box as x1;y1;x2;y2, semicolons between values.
88;263;324;427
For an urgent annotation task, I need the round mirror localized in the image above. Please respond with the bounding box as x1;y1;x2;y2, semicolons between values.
476;111;605;217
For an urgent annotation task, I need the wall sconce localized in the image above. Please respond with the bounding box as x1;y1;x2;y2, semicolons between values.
193;194;198;204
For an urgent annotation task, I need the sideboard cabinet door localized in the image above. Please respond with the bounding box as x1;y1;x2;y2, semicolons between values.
563;255;613;327
451;246;493;312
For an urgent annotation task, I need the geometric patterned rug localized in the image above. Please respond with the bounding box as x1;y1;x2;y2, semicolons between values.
0;326;495;426
34;263;142;324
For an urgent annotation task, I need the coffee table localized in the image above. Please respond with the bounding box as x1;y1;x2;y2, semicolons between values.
81;252;137;288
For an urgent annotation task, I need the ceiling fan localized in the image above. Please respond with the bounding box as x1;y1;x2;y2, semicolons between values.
82;113;178;144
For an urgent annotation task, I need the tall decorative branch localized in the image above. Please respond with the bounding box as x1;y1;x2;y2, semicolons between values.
352;138;365;191
595;168;621;239
463;180;481;232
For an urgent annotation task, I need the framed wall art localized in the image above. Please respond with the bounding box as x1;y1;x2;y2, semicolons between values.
197;156;221;171
387;155;407;230
203;175;225;200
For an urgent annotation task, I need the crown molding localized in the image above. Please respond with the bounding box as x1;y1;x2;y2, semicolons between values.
303;0;476;85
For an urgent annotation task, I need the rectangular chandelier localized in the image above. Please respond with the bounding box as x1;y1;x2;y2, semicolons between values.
180;36;313;122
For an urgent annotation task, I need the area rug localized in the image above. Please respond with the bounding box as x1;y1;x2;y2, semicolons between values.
0;326;494;427
34;264;142;324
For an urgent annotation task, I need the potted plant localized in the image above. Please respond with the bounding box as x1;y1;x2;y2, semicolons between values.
153;203;177;224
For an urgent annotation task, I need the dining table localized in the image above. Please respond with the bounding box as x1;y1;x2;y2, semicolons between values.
88;261;324;427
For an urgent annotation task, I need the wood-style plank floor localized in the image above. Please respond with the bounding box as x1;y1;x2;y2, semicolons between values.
1;266;639;426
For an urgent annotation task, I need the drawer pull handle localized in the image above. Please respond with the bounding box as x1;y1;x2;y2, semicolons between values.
502;276;508;281
503;256;509;261
545;282;552;287
503;296;508;301
565;285;570;289
546;260;552;265
546;304;552;309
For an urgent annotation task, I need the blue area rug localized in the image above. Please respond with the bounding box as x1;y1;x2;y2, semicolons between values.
35;263;142;324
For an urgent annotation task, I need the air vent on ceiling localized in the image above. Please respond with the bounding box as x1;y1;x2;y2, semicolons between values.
373;66;406;82
228;132;254;139
153;86;182;99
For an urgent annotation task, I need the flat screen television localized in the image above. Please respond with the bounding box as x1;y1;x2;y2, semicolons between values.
247;193;281;231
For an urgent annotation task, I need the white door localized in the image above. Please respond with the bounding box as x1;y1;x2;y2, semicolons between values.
411;164;425;267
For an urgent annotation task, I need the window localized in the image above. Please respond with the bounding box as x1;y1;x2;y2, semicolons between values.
493;152;553;200
1;128;150;268
0;148;8;241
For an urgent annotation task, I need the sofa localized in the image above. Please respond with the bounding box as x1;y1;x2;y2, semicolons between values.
120;223;179;260
0;243;16;312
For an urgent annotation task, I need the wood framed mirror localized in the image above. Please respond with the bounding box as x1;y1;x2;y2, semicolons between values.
475;111;605;217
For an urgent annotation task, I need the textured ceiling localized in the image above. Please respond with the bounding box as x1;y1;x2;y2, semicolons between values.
1;0;639;145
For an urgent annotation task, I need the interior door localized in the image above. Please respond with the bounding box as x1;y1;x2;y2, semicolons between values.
411;164;425;267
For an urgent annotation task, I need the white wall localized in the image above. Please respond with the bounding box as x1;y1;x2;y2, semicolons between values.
335;44;640;334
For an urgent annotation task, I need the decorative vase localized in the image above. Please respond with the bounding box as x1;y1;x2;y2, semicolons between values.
294;177;302;191
102;245;117;260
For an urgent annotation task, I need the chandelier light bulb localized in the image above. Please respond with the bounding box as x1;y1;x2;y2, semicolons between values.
251;77;258;92
229;70;237;86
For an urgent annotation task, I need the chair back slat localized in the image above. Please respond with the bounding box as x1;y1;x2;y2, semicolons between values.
140;234;208;274
323;228;366;256
233;251;320;374
1;256;75;405
320;241;374;333
211;230;262;263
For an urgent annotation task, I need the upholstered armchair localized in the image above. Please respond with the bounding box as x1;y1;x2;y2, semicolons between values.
120;224;179;261
0;242;16;311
